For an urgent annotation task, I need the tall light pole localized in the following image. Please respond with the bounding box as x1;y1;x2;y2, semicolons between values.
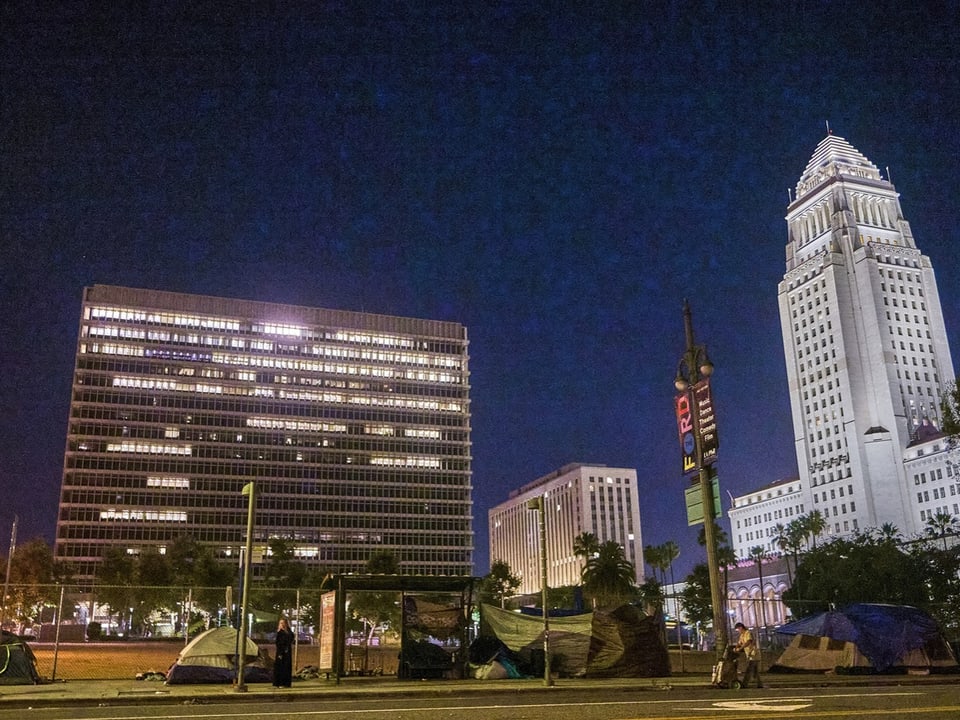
236;482;256;692
526;496;552;686
674;301;727;657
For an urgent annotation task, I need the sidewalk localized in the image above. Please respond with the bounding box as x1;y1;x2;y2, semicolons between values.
2;671;956;710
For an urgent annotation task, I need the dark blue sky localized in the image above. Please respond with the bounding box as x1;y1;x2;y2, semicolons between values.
2;1;959;578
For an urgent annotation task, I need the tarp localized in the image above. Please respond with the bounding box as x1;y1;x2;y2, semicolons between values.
0;631;42;685
166;626;272;684
775;604;957;672
479;603;669;678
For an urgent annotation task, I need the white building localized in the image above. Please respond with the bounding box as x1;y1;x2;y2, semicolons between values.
488;463;643;596
778;134;956;538
728;477;805;558
903;425;960;532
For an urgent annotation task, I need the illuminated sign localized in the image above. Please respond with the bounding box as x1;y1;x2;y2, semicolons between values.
674;378;718;475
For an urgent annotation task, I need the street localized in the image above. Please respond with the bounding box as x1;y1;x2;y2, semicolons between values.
4;684;958;720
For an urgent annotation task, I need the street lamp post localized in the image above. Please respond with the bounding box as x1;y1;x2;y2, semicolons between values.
674;301;728;658
236;481;256;692
527;496;552;687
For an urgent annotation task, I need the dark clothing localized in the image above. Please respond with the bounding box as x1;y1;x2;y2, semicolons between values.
273;628;293;687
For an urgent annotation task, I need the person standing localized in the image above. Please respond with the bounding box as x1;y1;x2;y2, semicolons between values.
733;622;762;688
273;617;293;688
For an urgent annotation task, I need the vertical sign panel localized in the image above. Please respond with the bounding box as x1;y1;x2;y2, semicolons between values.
694;379;719;465
675;390;696;475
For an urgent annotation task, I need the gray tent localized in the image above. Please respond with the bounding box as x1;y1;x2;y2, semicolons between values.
0;630;42;685
478;603;669;678
166;626;271;684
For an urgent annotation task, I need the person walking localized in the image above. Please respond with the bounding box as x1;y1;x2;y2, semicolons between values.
273;617;294;688
733;622;763;688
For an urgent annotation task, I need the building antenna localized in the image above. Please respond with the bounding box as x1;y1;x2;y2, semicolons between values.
886;165;892;183
787;188;793;203
825;120;832;135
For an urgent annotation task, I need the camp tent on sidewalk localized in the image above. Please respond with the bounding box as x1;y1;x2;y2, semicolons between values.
166;626;271;684
0;630;42;685
476;603;669;678
772;603;957;673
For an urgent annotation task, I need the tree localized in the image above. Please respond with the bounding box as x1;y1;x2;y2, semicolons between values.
748;546;768;628
349;551;401;642
940;378;960;438
924;511;960;552
803;510;827;549
5;538;68;631
96;547;137;632
573;532;600;560
482;560;521;608
580;541;636;608
259;537;308;612
782;533;926;618
680;563;713;627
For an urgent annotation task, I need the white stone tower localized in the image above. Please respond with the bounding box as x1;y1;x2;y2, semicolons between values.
778;134;955;538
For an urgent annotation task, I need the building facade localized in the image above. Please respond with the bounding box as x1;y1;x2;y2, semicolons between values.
55;285;473;582
778;134;956;538
728;477;804;558
488;463;643;596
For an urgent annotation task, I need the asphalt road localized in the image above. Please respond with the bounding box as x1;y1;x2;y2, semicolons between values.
5;684;958;720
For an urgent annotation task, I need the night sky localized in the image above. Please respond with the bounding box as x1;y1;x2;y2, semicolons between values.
2;1;959;579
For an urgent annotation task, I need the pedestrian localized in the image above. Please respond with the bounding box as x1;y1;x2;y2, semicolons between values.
733;622;763;688
273;617;293;688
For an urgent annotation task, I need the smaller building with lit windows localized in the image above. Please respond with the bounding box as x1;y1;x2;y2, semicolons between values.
488;463;644;597
728;477;805;559
903;423;960;536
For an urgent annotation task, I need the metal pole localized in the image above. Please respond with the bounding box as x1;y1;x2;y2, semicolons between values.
236;482;256;692
681;302;728;658
1;515;17;628
51;584;65;680
529;496;552;687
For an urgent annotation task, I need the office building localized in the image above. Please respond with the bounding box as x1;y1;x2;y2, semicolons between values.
55;285;473;582
488;463;643;597
778;133;956;538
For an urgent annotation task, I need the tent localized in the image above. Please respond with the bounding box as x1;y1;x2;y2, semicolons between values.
166;626;272;684
477;603;669;678
0;630;42;685
773;604;958;673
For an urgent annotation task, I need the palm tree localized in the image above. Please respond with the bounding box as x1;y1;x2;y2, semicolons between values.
925;511;960;552
573;531;600;560
804;510;827;549
643;543;665;586
581;541;636;608
748;546;768;629
661;541;682;644
772;523;793;585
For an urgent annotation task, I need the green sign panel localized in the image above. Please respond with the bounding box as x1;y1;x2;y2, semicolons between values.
685;476;722;526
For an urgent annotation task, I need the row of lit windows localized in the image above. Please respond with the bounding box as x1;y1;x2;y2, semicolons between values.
82;340;463;373
72;394;468;429
89;307;444;354
109;374;464;409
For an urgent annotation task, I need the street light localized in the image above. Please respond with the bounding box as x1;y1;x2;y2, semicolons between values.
236;481;256;692
526;496;552;687
674;300;728;658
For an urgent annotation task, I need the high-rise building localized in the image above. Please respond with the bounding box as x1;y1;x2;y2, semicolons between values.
488;463;643;596
778;134;956;538
55;285;473;582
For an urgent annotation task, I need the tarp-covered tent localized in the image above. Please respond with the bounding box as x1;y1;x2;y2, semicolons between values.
773;604;957;673
478;603;669;678
0;630;42;685
166;626;272;684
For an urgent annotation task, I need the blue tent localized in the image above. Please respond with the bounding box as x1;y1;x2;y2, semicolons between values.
776;604;951;672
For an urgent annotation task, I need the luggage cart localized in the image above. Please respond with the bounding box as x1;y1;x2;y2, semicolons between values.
711;645;741;689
